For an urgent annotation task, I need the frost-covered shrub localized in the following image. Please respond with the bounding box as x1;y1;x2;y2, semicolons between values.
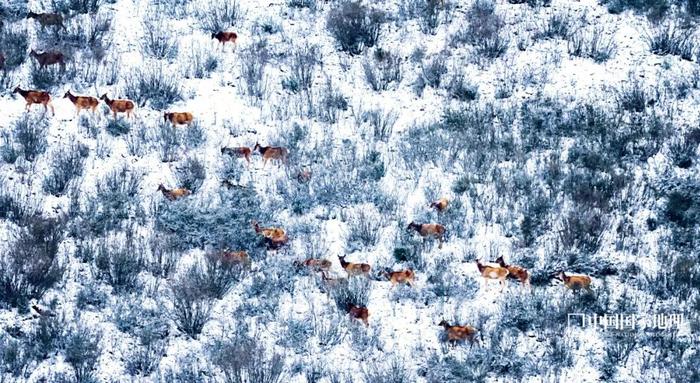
318;78;348;123
363;357;413;383
0;334;32;377
288;0;318;9
426;257;478;299
94;232;146;293
283;44;320;94
42;140;88;196
176;156;206;193
82;165;143;235
313;311;347;350
10;113;49;161
399;0;444;34
105;116;131;136
123;65;183;109
326;1;385;55
194;0;244;33
567;26;617;63
49;0;107;15
30;60;75;90
447;73;479;101
643;20;695;60
25;303;65;360
157;121;180;162
359;107;398;142
155;187;264;251
169;265;214;338
75;277;108;310
64;324;102;383
558;208;608;255
329;276;372;312
615;76;651;113
363;47;402;91
663;179;700;229
141;12;179;60
239;39;270;99
0;216;65;309
668;134;697;169
602;0;669;19
184;44;218;79
535;11;574;40
62;12;113;60
416;54;447;93
124;319;168;377
452;0;509;59
209;330;286;383
200;251;247;299
0;26;28;69
344;208;382;251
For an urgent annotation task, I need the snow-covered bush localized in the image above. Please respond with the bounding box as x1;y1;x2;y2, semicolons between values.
329;275;372;312
123;65;183;109
0;26;28;69
446;72;479;101
42;140;88;196
363;47;403;92
81;165;143;235
415;54;448;94
399;0;445;35
239;39;270;100
200;251;248;299
63;324;102;383
141;11;179;60
94;232;146;293
104;116;130;136
50;0;108;15
183;44;218;79
194;0;244;34
567;26;617;63
176;156;206;193
8;114;49;162
283;44;320;94
643;19;695;60
451;0;509;59
209;330;286;383
169;264;215;338
326;1;385;55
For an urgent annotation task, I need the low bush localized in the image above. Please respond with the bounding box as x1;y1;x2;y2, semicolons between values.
81;165;143;235
141;12;179;60
94;232;146;293
326;1;385;55
567;26;617;63
9;113;49;162
643;20;695;60
176;156;206;193
363;47;403;91
43;140;88;196
239;39;270;100
123;65;183;109
209;330;286;383
63;324;102;383
169;264;215;338
0;25;28;69
194;0;244;34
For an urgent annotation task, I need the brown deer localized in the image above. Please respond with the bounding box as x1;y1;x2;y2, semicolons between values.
164;112;194;126
100;94;135;119
295;258;332;272
157;184;191;201
221;146;252;165
219;249;250;266
556;271;592;292
27;11;66;30
438;320;478;347
63;90;98;116
347;304;369;326
252;221;288;249
212;31;238;50
13;86;54;114
253;142;288;168
338;255;371;277
382;269;415;287
320;271;345;290
475;259;509;291
30;49;66;70
495;256;530;290
429;198;449;212
407;222;446;249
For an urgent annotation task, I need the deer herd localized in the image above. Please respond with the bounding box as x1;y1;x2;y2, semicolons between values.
5;10;596;349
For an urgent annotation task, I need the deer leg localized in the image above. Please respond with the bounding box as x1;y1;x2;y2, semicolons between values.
49;102;55;115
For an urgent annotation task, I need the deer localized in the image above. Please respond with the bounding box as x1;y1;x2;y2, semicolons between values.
495;256;530;290
212;31;238;50
252;221;288;249
338;255;371;277
382;269;415;287
30;49;66;70
221;146;252;165
27;11;66;30
219;249;250;266
13;86;54;114
253;142;288;168
475;259;509;291
0;53;5;71
164;112;194;126
347;304;369;326
407;222;446;249
157;184;191;201
556;271;592;293
429;198;449;212
100;94;135;119
438;320;479;347
63;90;98;116
294;258;332;272
320;271;345;290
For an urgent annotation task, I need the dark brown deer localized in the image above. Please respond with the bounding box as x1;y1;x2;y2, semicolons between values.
157;184;191;201
252;221;288;249
100;94;135;119
438;320;478;347
253;142;288;168
30;49;66;70
212;31;238;50
407;222;446;249
382;269;415;287
219;249;250;266
429;197;449;212
164;112;194;126
13;86;54;114
496;256;530;290
338;255;370;277
294;258;332;272
347;304;369;326
27;11;66;30
63;90;98;116
221;146;252;165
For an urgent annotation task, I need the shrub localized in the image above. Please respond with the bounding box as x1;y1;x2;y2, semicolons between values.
399;0;444;34
326;1;385;55
63;12;113;60
123;65;183;109
329;276;372;312
157;121;180;162
363;47;403;91
558;208;608;254
169;264;214;338
155;187;264;251
360;107;398;142
318;78;348;123
94;232;146;293
141;12;179;60
10;113;49;161
668;136;696;169
602;0;669;19
536;11;574;40
200;251;247;299
313;311;347;350
567;26;617;63
643;20;695;60
124;317;168;377
0;25;28;69
288;0;318;9
344;208;382;251
283;44;320;93
447;73;479;101
239;39;270;99
42;140;88;196
183;44;218;79
664;180;700;228
194;0;244;33
81;165;143;235
105;116;131;136
50;0;107;15
452;0;509;59
363;357;413;383
176;156;206;193
0;216;65;309
616;76;650;113
0;334;32;377
209;331;286;383
64;324;102;383
26;305;65;360
427;257;479;298
417;54;448;92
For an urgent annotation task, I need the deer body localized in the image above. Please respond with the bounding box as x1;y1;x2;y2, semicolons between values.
27;11;66;30
252;221;288;249
429;198;449;212
164;112;194;126
438;320;478;346
220;250;250;265
13;87;54;114
212;31;238;49
30;49;65;69
338;255;370;277
157;184;191;201
407;222;446;248
100;94;135;119
254;143;288;168
64;91;98;115
384;269;415;286
496;256;530;289
348;304;369;326
558;272;592;292
476;260;509;291
296;258;332;272
221;146;251;164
